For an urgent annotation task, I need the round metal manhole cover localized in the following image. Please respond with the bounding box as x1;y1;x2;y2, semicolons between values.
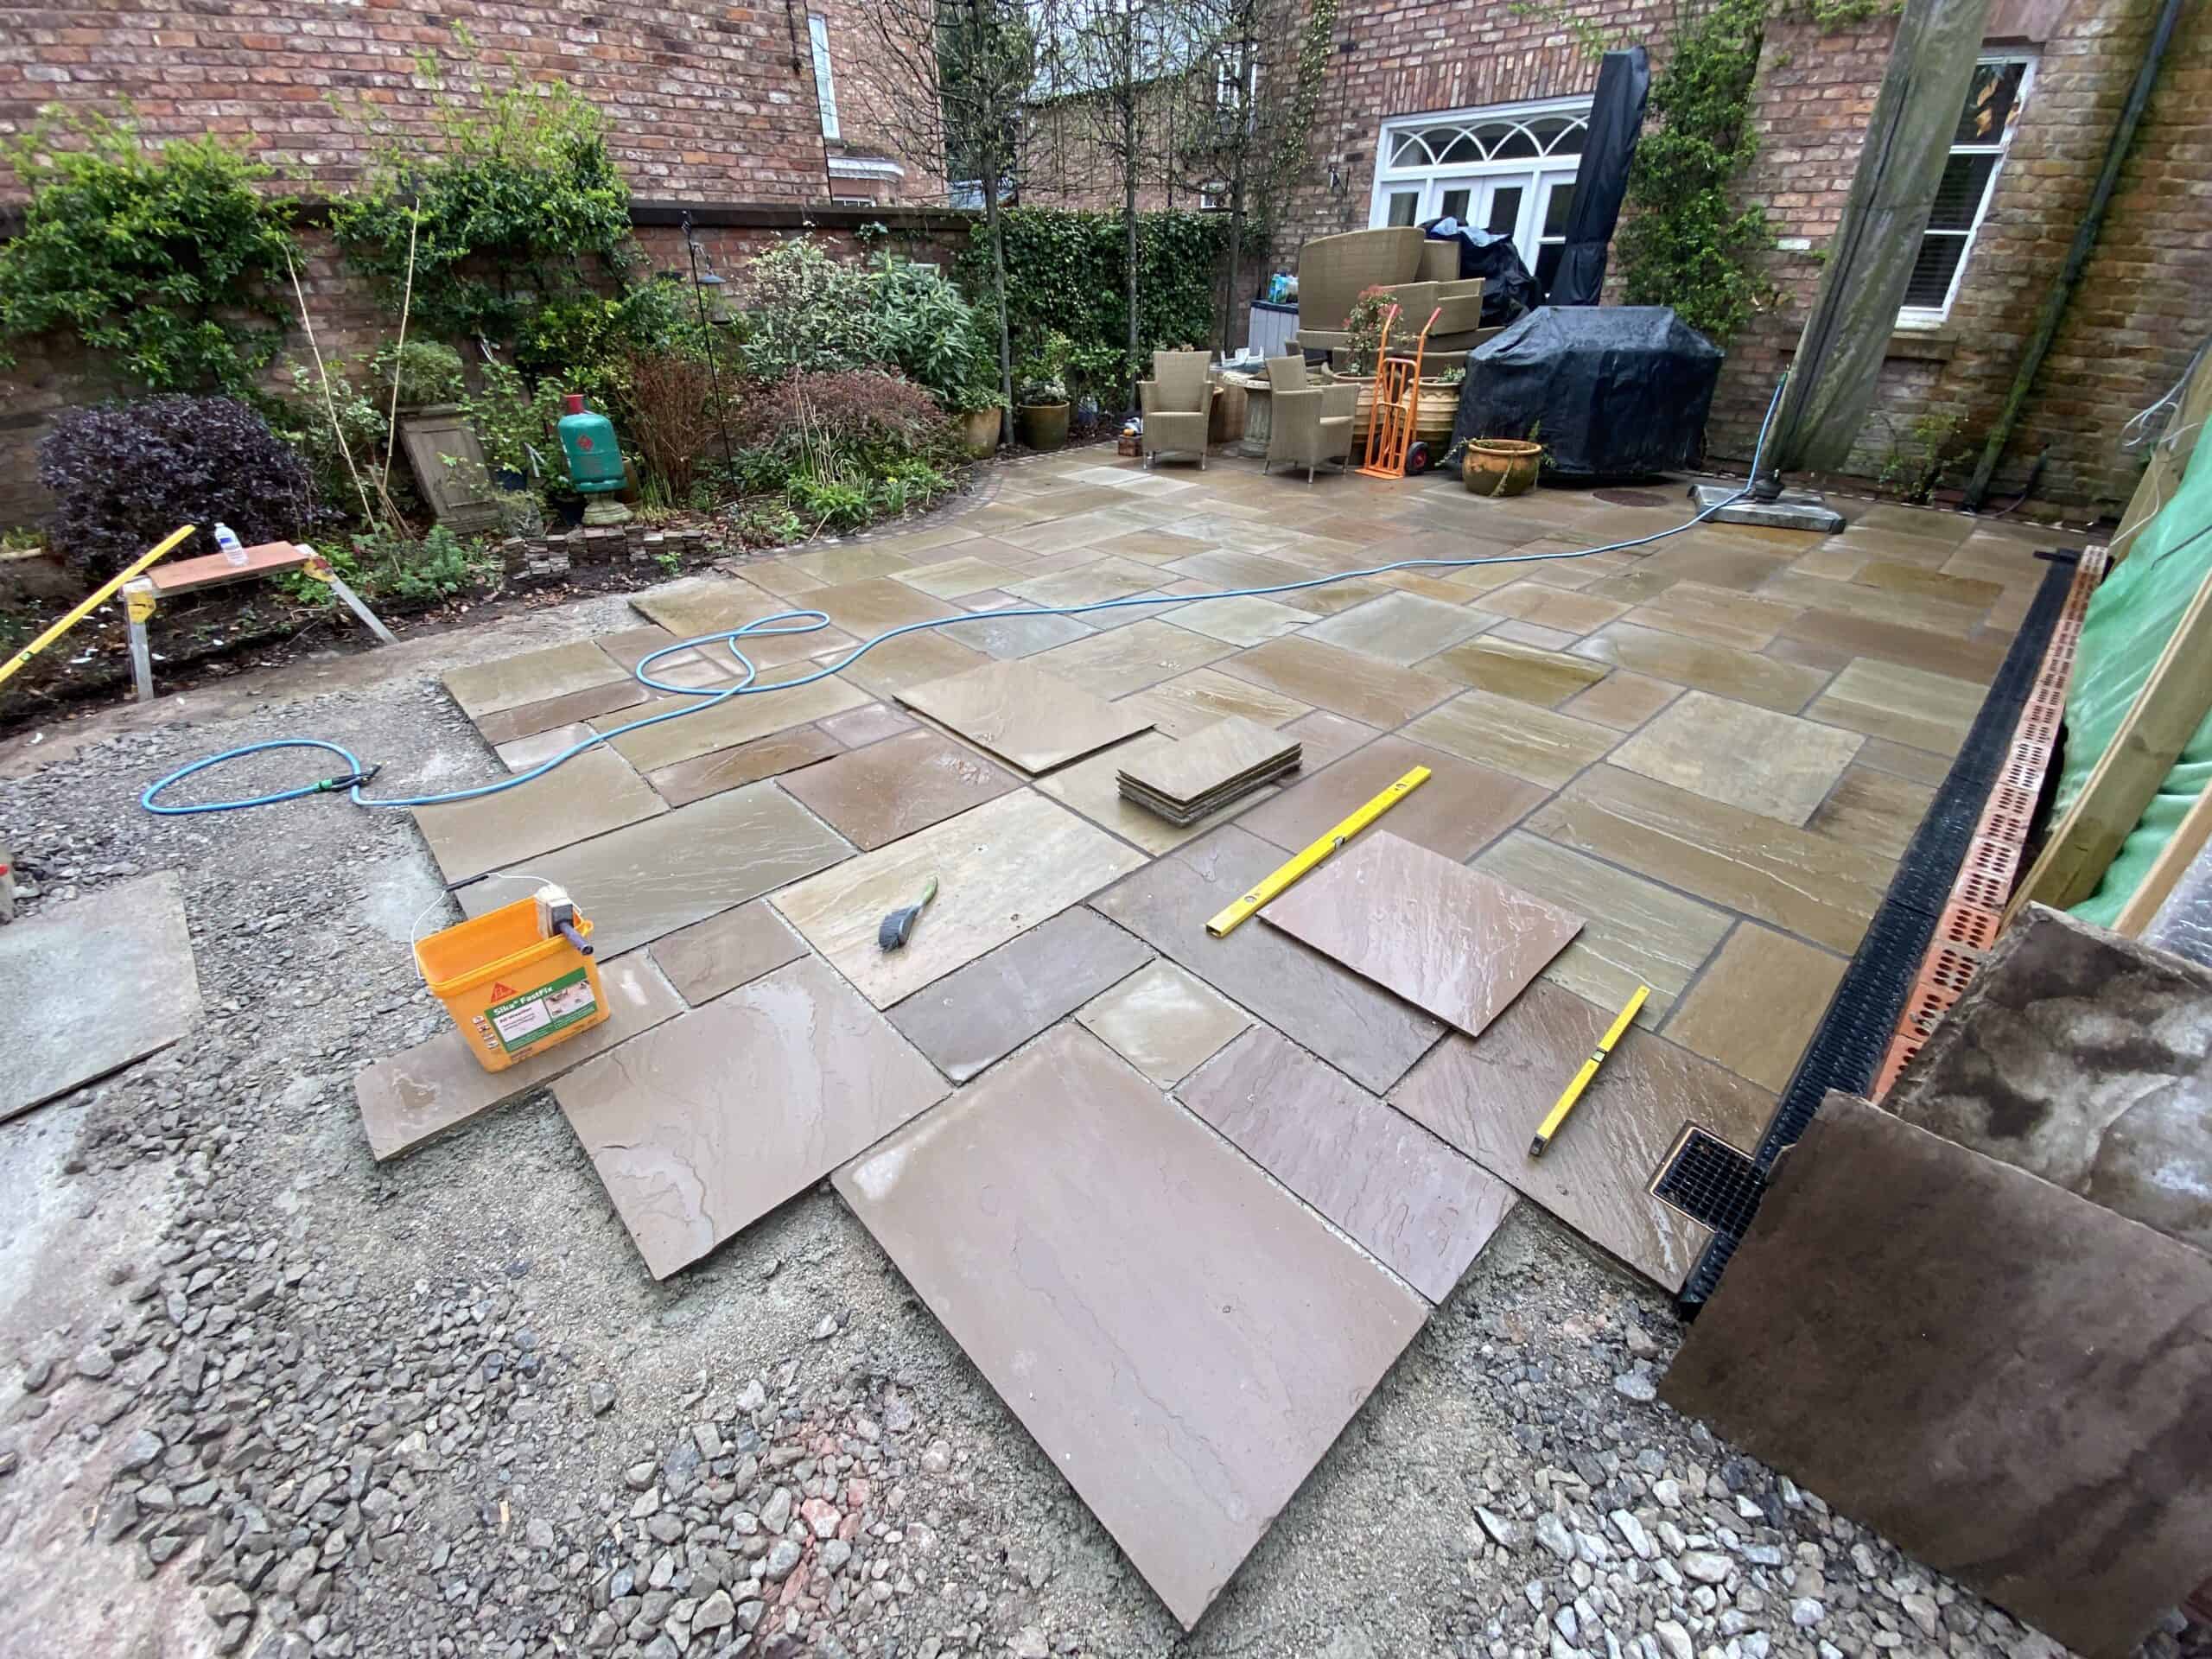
1595;488;1671;508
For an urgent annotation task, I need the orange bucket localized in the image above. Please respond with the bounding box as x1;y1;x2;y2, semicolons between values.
414;895;609;1072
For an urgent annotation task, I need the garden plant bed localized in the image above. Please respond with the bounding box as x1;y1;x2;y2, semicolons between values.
0;475;995;736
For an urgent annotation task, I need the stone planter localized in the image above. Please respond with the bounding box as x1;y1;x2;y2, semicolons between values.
1016;401;1070;451
1462;439;1543;499
957;407;1003;458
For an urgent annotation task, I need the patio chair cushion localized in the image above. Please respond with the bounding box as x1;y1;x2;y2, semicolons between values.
1294;226;1425;343
1265;355;1311;392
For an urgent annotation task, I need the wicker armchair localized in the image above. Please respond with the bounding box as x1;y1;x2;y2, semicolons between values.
1139;351;1211;468
1262;355;1359;484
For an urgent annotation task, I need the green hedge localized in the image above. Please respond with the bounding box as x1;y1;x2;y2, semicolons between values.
958;208;1259;403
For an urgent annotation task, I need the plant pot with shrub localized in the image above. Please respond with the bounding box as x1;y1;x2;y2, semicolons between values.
1015;378;1069;451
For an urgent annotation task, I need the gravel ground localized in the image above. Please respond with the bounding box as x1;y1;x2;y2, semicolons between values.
0;593;2190;1659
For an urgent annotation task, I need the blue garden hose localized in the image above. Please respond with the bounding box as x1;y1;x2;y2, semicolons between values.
141;382;1785;818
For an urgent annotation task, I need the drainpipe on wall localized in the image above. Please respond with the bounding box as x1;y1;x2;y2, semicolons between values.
1960;0;2186;510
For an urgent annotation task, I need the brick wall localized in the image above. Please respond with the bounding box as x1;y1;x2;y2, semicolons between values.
1701;0;2212;518
1266;0;1676;269
0;2;829;200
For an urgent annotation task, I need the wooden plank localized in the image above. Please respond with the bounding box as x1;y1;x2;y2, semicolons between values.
2012;560;2212;916
2113;339;2212;563
2112;781;2212;935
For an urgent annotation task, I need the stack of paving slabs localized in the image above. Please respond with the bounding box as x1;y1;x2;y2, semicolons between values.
1116;715;1302;824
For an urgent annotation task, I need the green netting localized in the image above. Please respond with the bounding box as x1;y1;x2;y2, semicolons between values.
2058;429;2212;926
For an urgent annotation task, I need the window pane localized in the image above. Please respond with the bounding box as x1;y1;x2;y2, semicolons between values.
1491;126;1540;160
1928;153;1999;231
1904;231;1970;308
1955;60;2028;146
1391;132;1430;165
1535;242;1566;297
1438;132;1482;163
1485;185;1523;237
1440;188;1471;221
1385;191;1419;227
1542;182;1575;236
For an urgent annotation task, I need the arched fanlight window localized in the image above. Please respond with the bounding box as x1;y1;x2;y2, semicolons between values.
1383;115;1587;169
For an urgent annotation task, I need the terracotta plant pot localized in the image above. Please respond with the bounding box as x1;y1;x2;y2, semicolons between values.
1462;438;1543;499
957;407;1002;458
1016;401;1070;451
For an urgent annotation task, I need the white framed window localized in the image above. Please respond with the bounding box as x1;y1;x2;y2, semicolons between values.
808;14;842;142
1899;53;2036;326
1369;98;1591;295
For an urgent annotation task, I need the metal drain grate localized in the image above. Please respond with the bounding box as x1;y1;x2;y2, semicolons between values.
1650;1126;1764;1236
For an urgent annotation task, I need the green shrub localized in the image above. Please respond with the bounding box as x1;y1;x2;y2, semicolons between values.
375;339;467;408
1615;0;1776;344
957;209;1254;404
299;524;493;610
733;242;995;410
328;50;636;341
0;110;298;394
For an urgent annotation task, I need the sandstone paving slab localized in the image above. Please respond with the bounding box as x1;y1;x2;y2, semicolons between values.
1471;831;1731;1020
1074;959;1251;1086
1215;636;1457;728
1389;980;1771;1291
1573;622;1828;714
411;747;665;884
780;729;1020;851
458;782;851;959
1662;1096;2212;1659
475;677;652;747
895;659;1153;774
444;640;629;721
771;791;1144;1007
1247;739;1539;871
1402;689;1622;790
1177;1025;1516;1303
1090;825;1445;1092
355;953;683;1161
557;955;948;1279
593;675;869;775
1299;591;1491;665
1661;923;1846;1092
1259;830;1582;1039
3;872;202;1122
643;727;844;810
649;900;808;1007
1608;690;1862;826
886;907;1152;1082
833;1024;1429;1629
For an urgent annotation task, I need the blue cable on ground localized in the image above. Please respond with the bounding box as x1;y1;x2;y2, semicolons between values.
142;381;1788;818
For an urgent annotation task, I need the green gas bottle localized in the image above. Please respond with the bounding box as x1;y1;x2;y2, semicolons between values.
556;394;626;495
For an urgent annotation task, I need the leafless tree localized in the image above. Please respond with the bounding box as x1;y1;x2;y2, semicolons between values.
844;0;1039;432
1038;0;1211;401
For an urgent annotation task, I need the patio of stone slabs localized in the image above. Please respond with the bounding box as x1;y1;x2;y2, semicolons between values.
372;446;2059;1630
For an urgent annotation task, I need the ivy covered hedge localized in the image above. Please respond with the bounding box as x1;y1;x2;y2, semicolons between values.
958;208;1260;402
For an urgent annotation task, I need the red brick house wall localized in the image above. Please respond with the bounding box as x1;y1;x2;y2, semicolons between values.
0;2;830;199
1265;0;1677;264
1706;0;2212;517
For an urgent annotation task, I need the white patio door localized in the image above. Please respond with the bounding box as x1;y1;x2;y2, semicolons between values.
1429;175;1532;242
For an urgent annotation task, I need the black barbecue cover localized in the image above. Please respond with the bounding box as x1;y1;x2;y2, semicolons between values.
1449;306;1722;476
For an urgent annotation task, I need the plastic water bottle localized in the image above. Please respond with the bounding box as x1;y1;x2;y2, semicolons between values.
214;522;247;568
